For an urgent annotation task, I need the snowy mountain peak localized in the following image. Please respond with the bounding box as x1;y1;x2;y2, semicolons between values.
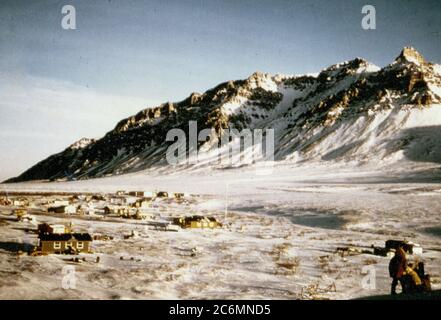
395;46;426;65
5;47;441;183
245;71;277;91
69;138;95;150
316;58;379;87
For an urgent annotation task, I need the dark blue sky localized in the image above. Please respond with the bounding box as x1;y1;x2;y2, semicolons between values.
0;0;440;179
2;0;441;100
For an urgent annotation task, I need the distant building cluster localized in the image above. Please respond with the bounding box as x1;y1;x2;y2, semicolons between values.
0;189;222;257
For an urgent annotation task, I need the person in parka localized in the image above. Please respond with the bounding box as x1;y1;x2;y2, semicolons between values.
389;246;407;295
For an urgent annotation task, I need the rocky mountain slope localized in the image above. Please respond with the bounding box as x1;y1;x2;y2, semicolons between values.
6;47;441;183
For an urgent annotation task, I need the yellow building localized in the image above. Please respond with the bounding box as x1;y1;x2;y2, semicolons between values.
174;215;221;229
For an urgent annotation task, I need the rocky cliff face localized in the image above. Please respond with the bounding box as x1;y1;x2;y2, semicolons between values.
6;47;441;182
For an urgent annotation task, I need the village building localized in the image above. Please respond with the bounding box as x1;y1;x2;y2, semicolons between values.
103;206;113;215
120;208;132;217
150;221;180;232
52;200;70;207
173;216;221;229
38;233;93;254
156;191;169;198
69;195;80;201
128;191;145;197
38;223;71;234
173;192;185;200
124;197;138;205
48;205;77;214
37;223;91;254
104;206;130;216
12;199;28;207
128;191;157;198
116;190;126;196
75;195;88;201
144;191;156;198
119;209;132;218
78;204;95;215
131;198;152;208
93;234;113;241
91;194;106;201
110;196;128;205
14;209;37;223
133;209;155;221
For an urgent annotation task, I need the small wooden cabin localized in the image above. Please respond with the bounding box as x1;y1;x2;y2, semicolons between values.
133;209;155;220
173;215;221;229
13;199;28;207
48;205;77;214
38;223;71;234
131;198;152;208
173;192;185;200
128;191;145;197
156;191;169;198
104;206;130;216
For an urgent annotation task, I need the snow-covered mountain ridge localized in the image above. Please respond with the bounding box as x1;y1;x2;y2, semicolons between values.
6;47;441;182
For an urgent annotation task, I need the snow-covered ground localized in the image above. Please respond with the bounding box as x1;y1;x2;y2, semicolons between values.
1;162;441;299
